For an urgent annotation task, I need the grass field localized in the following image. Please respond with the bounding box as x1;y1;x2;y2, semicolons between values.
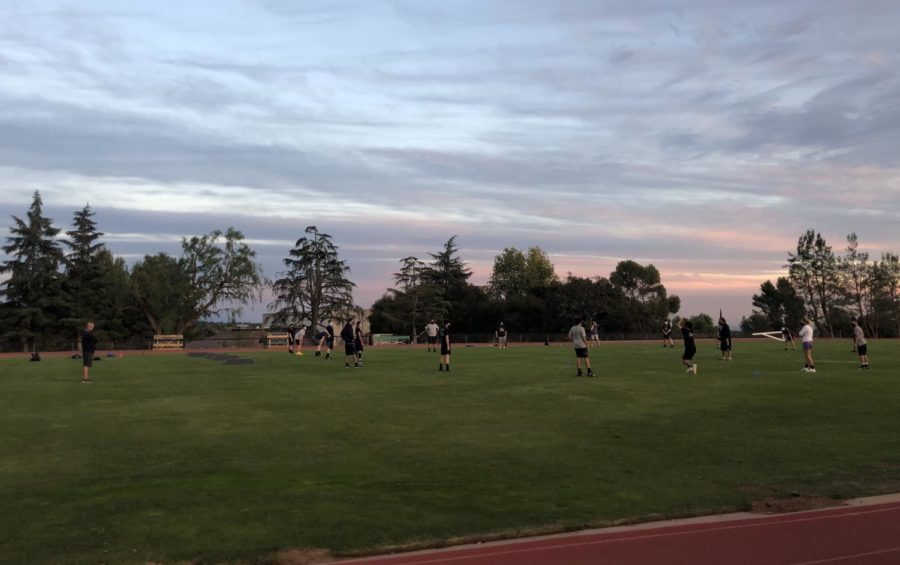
2;340;900;564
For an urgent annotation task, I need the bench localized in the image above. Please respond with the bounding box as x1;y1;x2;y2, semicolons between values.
152;334;184;350
372;334;410;345
266;333;291;348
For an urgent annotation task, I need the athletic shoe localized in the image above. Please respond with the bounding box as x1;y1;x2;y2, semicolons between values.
685;367;693;373
587;371;595;377
801;367;809;372
807;368;816;373
80;379;92;384
576;370;583;377
439;365;443;371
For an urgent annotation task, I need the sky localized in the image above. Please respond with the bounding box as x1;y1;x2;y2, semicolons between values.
1;0;899;324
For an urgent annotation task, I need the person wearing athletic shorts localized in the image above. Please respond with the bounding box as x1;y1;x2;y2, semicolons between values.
425;320;439;352
589;321;600;348
799;318;815;372
496;322;508;349
663;320;674;348
680;319;697;374
568;318;594;377
781;324;795;351
852;319;869;370
439;322;452;372
354;321;364;365
325;323;335;360
718;318;732;361
81;321;97;383
341;320;358;368
293;324;306;356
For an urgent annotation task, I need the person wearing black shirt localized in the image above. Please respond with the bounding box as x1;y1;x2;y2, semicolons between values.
324;323;335;360
496;322;508;349
354;321;364;365
439;322;452;372
81;321;97;383
718;318;732;361
662;320;674;348
679;319;697;375
341;320;358;368
781;324;795;351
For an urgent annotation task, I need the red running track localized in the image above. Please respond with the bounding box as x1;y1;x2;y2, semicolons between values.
336;497;900;565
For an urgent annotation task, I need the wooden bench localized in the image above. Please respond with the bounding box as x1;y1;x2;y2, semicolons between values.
152;334;184;350
266;333;291;348
372;334;410;345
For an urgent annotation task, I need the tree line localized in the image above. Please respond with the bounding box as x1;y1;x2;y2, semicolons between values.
370;237;682;339
741;230;900;338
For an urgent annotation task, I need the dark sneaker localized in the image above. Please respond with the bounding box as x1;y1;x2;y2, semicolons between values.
587;371;595;377
439;365;444;371
576;370;583;377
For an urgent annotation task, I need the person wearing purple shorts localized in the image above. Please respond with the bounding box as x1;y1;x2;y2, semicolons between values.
799;318;816;373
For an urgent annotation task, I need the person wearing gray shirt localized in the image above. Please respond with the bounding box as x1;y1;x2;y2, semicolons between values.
852;319;869;370
568;318;594;377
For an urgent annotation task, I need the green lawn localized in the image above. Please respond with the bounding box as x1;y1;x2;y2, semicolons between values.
2;340;899;564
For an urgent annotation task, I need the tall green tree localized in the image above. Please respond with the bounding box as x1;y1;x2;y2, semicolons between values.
837;233;873;334
0;191;67;352
372;257;449;340
269;226;356;331
609;260;678;331
787;230;839;336
132;228;264;336
488;247;528;299
61;205;107;346
423;235;472;324
524;246;558;289
750;277;805;331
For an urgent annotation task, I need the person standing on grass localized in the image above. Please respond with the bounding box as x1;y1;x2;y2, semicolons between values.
852;319;869;370
662;319;674;348
81;321;97;384
425;319;440;352
354;321;365;366
439;321;452;372
293;324;306;356
496;322;508;349
324;322;335;360
589;320;601;348
799;318;816;373
287;324;297;354
341;319;358;368
568;318;594;377
718;318;732;361
782;323;796;351
679;318;697;375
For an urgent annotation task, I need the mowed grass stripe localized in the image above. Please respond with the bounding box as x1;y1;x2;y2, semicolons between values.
1;340;899;564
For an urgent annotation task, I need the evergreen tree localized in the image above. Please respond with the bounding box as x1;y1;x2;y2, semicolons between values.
61;204;106;346
0;191;67;352
423;235;472;324
269;226;356;331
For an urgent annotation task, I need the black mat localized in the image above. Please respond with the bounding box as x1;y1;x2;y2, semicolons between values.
223;358;255;365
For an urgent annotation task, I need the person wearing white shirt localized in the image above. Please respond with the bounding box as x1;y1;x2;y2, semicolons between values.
424;320;440;353
798;318;816;373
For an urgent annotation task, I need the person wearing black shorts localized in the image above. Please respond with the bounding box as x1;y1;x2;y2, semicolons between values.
324;322;335;360
718;318;732;361
781;324;795;351
662;320;674;348
81;321;97;383
439;322;452;372
852;319;869;369
341;320;358;368
680;319;697;374
568;318;594;377
425;320;439;352
354;321;364;365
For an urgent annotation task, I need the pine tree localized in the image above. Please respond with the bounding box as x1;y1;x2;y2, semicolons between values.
269;226;356;331
61;204;106;346
0;191;67;352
